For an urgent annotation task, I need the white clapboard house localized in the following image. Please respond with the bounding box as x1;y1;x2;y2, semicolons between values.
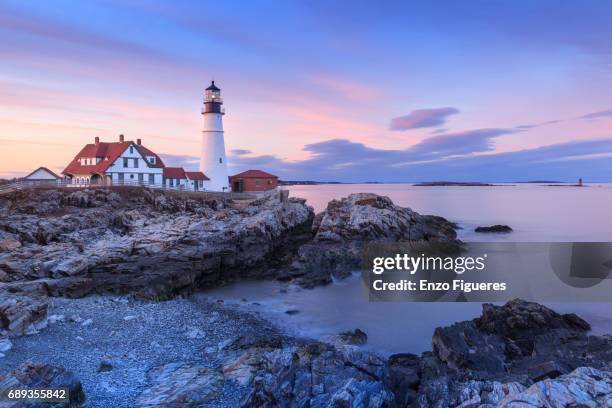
62;135;208;191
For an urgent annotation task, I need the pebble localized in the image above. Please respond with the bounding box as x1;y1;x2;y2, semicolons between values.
0;339;12;353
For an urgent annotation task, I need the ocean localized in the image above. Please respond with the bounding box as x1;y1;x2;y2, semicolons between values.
204;183;612;355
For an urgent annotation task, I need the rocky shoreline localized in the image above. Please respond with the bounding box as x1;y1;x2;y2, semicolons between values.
1;295;610;407
0;187;610;407
0;188;457;298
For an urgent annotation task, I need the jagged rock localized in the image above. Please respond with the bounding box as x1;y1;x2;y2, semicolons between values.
416;299;612;406
240;342;394;408
0;296;48;337
387;353;421;406
134;363;223;407
287;193;458;287
475;224;513;233
0;362;85;406
0;188;314;299
497;367;612;407
324;329;368;347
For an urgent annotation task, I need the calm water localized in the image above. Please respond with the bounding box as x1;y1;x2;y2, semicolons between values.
206;183;612;355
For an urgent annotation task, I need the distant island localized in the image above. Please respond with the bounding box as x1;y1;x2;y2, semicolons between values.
514;180;563;183
279;180;382;186
413;181;505;187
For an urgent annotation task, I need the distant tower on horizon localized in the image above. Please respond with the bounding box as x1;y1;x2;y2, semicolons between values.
200;81;229;191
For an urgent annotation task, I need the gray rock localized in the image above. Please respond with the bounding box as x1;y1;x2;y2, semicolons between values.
0;295;48;337
0;362;85;406
0;188;314;299
497;367;612;407
0;338;12;353
287;193;458;287
134;362;223;407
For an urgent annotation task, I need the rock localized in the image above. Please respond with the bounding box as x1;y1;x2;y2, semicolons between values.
387;353;421;406
97;357;113;372
497;367;612;407
69;315;83;323
474;224;513;233
0;362;85;405
134;363;223;407
432;320;507;372
325;329;368;347
0;296;48;337
416;299;612;406
528;360;564;382
185;327;205;339
0;338;12;353
48;314;65;324
0;187;314;299
240;339;393;408
287;193;458;288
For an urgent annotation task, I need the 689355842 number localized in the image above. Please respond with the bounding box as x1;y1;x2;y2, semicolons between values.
4;388;69;402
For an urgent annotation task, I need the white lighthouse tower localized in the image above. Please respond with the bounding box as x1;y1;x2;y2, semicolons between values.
200;81;229;191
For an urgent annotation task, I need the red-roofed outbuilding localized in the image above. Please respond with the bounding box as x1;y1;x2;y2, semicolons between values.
229;169;278;192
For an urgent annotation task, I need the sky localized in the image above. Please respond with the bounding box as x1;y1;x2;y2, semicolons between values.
1;0;612;182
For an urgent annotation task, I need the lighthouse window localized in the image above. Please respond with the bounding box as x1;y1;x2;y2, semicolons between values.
219;157;222;164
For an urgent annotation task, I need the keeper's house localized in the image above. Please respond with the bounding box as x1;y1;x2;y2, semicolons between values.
62;135;208;191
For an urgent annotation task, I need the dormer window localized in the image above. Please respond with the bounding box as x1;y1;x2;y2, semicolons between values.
149;157;155;164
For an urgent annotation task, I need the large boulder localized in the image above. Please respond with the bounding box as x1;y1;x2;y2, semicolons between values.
285;193;458;287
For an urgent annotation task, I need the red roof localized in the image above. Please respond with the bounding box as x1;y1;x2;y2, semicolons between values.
163;167;186;179
230;169;278;179
62;140;164;176
185;171;209;181
24;167;61;180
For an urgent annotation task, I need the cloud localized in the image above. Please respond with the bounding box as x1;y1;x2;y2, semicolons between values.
390;107;459;131
409;128;516;157
221;136;612;182
159;154;199;169
230;149;252;156
580;109;612;119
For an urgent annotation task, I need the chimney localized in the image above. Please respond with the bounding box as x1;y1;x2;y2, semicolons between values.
94;136;100;145
119;134;124;142
136;138;142;145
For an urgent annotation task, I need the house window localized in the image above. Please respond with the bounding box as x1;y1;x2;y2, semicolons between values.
118;173;124;183
219;157;222;164
149;157;155;164
129;146;134;154
133;158;139;168
130;174;134;179
169;179;174;187
148;174;154;184
123;158;128;168
255;179;261;186
268;180;272;185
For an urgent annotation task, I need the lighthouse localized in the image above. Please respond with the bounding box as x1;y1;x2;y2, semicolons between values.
200;81;229;191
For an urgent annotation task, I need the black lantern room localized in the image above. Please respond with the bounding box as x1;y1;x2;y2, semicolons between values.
203;81;224;114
